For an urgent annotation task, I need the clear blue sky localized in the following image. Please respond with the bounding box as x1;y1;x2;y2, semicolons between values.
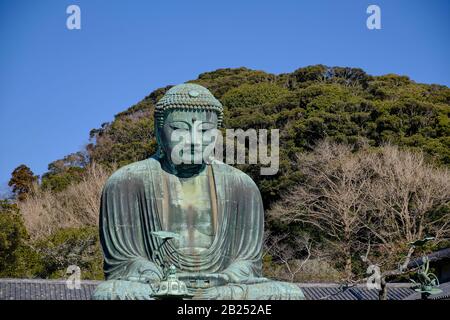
0;0;449;196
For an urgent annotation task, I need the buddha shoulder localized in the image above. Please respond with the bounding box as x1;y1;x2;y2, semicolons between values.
103;158;158;188
212;160;259;191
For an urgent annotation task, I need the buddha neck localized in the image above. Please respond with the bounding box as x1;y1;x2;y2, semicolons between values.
159;154;207;178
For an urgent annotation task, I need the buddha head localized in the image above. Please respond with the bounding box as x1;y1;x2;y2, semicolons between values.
154;83;223;175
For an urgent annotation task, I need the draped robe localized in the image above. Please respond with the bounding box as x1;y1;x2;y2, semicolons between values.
92;156;304;300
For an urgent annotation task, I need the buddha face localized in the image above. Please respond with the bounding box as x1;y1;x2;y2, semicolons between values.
158;109;219;166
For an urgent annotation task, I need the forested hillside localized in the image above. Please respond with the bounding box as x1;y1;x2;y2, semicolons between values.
89;65;450;206
2;65;449;282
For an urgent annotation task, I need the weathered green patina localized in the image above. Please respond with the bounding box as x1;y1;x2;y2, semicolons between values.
92;84;305;300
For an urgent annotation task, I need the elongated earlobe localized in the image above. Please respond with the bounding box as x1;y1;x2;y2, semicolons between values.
155;129;165;159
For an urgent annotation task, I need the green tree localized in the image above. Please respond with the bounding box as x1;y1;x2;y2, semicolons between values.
221;82;290;110
0;200;42;277
8;165;37;201
36;227;103;280
40;152;88;192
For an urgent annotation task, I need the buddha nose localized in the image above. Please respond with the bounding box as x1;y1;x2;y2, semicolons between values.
189;129;202;162
190;128;202;149
190;141;202;154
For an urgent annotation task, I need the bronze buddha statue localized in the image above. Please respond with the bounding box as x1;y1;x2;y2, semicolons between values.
92;83;304;300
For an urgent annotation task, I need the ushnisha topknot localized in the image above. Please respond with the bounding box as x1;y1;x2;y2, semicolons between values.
154;83;224;128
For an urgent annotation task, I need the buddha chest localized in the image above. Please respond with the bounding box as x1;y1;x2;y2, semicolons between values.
161;169;217;254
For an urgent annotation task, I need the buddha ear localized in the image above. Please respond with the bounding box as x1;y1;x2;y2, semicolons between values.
155;125;165;158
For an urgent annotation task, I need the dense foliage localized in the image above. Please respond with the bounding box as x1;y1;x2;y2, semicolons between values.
0;200;41;277
0;199;101;279
84;66;450;207
8;165;38;201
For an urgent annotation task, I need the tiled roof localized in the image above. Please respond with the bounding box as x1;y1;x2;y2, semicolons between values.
298;283;415;300
0;279;99;300
0;279;422;300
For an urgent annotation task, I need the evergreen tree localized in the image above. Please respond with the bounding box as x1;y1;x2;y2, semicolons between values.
8;165;37;201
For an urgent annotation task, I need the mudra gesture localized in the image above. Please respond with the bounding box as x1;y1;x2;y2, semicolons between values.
92;84;304;300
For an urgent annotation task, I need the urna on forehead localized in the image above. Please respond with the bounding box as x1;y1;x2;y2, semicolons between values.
154;83;224;127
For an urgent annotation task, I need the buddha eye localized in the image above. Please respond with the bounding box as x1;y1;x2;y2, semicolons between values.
169;122;189;130
198;123;215;132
